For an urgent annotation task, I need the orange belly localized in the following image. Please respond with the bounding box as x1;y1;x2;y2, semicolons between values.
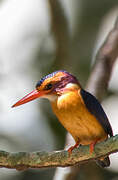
51;91;107;145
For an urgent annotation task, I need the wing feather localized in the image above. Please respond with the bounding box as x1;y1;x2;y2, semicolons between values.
80;89;113;137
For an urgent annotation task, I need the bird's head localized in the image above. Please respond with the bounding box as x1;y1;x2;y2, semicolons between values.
12;70;81;107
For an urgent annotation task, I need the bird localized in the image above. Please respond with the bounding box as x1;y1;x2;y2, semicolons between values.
12;70;113;167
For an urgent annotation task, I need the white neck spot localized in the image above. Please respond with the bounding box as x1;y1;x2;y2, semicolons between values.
65;83;79;89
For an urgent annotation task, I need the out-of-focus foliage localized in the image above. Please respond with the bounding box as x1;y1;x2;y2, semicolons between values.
0;0;118;179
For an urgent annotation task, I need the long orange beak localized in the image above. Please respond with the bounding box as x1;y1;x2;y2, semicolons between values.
12;89;44;108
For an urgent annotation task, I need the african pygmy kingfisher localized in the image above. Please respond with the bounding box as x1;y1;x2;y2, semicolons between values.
12;70;113;167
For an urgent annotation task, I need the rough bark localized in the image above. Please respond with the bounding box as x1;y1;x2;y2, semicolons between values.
0;135;117;171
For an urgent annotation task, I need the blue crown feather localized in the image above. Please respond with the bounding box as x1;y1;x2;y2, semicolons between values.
36;70;68;88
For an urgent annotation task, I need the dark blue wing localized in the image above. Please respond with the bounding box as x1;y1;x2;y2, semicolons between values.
80;89;113;137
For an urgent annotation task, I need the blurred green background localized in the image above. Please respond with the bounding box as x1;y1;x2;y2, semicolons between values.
0;0;118;179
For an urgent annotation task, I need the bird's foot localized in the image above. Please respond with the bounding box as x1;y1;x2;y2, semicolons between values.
89;139;98;153
67;141;80;155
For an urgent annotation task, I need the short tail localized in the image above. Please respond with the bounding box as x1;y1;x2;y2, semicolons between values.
96;156;110;168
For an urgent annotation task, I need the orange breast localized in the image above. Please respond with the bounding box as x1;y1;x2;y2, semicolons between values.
51;90;107;145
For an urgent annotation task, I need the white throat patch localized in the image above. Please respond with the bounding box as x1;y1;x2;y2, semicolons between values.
42;94;58;102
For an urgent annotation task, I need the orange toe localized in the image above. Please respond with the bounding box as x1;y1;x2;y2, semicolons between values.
67;141;80;155
89;139;98;153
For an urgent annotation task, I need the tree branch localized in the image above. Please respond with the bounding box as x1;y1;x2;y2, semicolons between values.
48;0;71;69
86;17;118;99
0;135;118;170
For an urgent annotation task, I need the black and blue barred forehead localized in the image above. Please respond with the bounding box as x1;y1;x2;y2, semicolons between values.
36;70;79;88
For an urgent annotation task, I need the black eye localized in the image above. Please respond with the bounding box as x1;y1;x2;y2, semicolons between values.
45;83;53;90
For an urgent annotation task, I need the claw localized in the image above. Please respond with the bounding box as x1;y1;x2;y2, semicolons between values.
67;141;80;155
